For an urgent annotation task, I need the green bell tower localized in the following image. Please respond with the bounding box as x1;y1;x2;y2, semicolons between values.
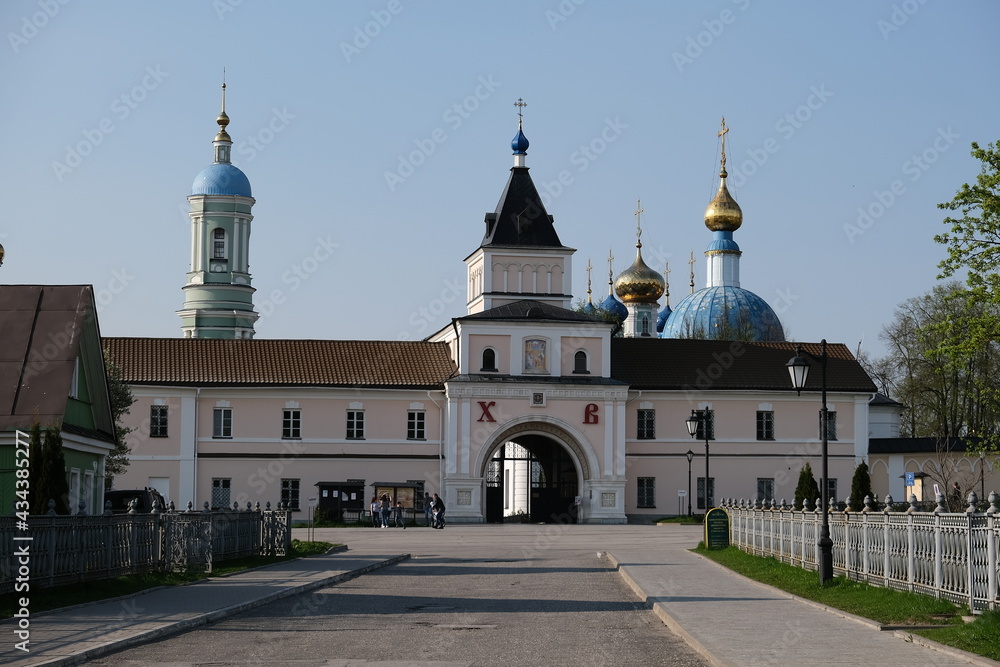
177;82;259;339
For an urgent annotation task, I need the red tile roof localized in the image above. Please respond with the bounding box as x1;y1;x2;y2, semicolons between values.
102;338;458;388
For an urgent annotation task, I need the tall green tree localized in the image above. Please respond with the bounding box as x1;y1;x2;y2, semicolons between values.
849;462;874;510
934;139;1000;451
793;462;821;511
34;426;71;514
103;347;135;488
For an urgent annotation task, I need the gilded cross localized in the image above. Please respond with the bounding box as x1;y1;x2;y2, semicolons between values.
718;116;729;172
689;251;696;294
634;199;644;245
514;98;527;122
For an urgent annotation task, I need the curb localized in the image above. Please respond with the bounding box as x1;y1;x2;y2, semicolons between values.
602;552;730;667
31;553;410;667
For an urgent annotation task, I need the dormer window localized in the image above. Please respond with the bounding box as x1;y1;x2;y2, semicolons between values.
213;228;227;259
481;348;498;372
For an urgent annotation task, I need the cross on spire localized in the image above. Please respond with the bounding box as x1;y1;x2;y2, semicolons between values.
514;98;527;126
607;248;615;285
664;261;671;304
634;199;644;247
586;259;593;302
718;116;729;173
689;251;696;294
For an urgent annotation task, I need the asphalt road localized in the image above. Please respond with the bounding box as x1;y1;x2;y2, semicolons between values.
88;526;708;666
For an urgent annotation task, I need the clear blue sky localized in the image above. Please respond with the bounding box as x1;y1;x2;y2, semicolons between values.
2;1;997;360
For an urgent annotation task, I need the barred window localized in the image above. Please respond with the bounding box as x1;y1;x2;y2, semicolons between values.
757;478;774;503
637;477;655;508
756;411;774;440
150;405;168;438
637;409;655;439
407;410;425;440
347;410;365;439
213;228;226;259
281;478;300;510
696;477;716;510
819;411;838;441
212;478;231;510
283;409;301;439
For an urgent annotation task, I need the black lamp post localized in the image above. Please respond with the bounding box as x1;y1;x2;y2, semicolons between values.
786;339;833;585
686;410;711;513
685;449;694;516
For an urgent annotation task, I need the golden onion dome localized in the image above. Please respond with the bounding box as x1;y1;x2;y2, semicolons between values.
614;244;665;303
704;169;743;232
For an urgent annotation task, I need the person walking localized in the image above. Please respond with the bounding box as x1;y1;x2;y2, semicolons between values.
370;496;380;528
423;492;433;527
394;500;406;528
380;494;392;528
431;493;445;529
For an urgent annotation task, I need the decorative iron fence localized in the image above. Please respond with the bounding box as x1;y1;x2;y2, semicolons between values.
721;492;1000;614
0;500;293;593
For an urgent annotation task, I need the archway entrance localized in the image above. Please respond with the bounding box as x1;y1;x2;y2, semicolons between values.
485;434;579;524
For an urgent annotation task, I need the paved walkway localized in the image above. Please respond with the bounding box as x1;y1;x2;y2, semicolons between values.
0;525;994;666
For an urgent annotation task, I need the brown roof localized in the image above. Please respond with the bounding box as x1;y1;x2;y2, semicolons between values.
0;285;111;435
102;338;458;388
611;338;877;393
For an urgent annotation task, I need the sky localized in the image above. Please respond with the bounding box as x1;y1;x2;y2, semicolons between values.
2;1;997;360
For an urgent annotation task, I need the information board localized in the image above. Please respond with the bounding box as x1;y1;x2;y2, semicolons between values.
704;507;730;550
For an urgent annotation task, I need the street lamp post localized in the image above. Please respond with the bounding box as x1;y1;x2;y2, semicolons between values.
685;449;694;516
786;339;833;585
686;410;711;513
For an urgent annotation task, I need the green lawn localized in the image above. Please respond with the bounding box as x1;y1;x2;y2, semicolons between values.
696;545;999;661
0;539;334;618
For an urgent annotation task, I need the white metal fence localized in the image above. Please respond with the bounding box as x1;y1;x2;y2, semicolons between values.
0;500;293;593
721;492;1000;614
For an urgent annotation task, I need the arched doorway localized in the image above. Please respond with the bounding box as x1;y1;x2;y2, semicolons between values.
484;433;580;524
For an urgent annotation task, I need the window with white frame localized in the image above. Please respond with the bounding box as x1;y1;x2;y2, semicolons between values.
281;478;300;510
757;478;775;503
637;477;655;508
150;405;168;438
213;227;227;259
283;409;301;439
637;409;655;439
407;410;426;440
213;408;232;438
346;410;365;439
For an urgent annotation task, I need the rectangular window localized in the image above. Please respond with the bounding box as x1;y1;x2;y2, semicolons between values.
637;477;655;508
636;409;655;439
756;411;774;440
696;477;716;510
282;409;301;439
212;478;231;510
819;410;838;441
281;478;300;510
346;410;365;439
213;408;232;438
150;405;169;438
696;410;715;440
407;410;425;440
826;478;838;504
757;478;775;503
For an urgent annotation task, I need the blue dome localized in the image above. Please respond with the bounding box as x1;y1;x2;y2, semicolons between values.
191;163;252;197
660;286;785;342
511;127;529;155
656;304;672;334
599;294;628;323
583;301;596;315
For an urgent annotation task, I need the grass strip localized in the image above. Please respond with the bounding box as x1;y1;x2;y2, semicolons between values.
695;545;1000;661
1;539;334;618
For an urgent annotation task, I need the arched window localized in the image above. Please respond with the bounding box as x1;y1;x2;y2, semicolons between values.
213;228;227;259
641;315;650;336
574;350;589;374
482;348;497;372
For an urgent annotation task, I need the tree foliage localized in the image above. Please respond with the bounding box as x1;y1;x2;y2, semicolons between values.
793;462;820;510
859;281;1000;441
34;425;71;515
103;347;135;487
849;461;874;510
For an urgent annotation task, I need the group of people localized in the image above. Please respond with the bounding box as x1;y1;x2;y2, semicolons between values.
369;492;445;529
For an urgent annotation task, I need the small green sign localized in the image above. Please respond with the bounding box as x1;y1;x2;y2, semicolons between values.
704;507;730;550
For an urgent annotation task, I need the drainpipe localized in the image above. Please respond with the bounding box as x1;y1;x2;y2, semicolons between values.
427;389;445;495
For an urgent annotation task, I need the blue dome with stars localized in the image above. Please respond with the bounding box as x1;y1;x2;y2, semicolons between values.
191;163;252;197
660;286;784;342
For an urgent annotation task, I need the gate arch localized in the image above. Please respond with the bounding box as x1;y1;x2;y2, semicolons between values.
475;416;597;482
